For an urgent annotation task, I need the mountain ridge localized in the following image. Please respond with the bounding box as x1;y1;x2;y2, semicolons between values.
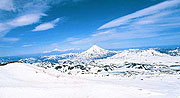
4;45;180;66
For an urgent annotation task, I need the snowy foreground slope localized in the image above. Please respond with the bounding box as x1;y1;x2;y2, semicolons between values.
1;45;180;98
0;63;180;98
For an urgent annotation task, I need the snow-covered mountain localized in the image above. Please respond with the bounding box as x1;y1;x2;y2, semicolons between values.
1;45;180;81
35;45;117;63
97;48;180;65
157;47;180;56
79;45;117;60
3;45;180;67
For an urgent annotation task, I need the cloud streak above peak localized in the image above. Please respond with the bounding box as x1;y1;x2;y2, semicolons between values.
98;0;180;30
65;0;180;47
32;18;60;32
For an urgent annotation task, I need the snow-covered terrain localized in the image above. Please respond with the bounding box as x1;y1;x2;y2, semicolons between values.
0;62;180;98
19;45;180;66
97;48;180;65
1;45;180;98
39;45;117;63
19;45;180;72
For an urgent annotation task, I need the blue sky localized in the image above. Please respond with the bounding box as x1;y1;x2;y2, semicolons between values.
0;0;180;56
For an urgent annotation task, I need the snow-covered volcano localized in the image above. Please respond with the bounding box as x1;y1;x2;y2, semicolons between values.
36;45;117;62
80;45;117;59
82;45;109;54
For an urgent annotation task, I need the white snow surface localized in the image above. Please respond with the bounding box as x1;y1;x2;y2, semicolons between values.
97;48;180;65
0;63;180;98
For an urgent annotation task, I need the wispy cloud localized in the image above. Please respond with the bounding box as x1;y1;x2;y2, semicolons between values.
22;44;33;47
66;0;180;46
32;18;60;31
98;0;180;30
2;38;19;42
91;30;113;37
0;23;10;37
8;13;47;27
0;0;84;41
0;0;65;39
0;13;46;38
64;37;80;42
0;45;12;48
0;0;48;38
69;29;164;45
0;0;14;11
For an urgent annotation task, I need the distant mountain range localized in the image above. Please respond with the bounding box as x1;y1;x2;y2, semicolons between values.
1;45;180;65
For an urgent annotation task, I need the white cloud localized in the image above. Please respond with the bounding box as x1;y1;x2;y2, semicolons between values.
22;44;33;47
70;0;180;46
0;0;48;39
91;30;113;37
0;13;46;38
0;45;12;48
0;23;8;31
0;0;81;39
64;37;80;42
8;13;46;27
32;18;60;31
67;0;180;46
69;29;163;45
0;23;10;37
98;0;180;30
0;0;64;39
0;0;14;11
2;38;19;42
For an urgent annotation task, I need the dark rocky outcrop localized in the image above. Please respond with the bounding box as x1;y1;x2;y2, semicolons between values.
0;61;23;66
